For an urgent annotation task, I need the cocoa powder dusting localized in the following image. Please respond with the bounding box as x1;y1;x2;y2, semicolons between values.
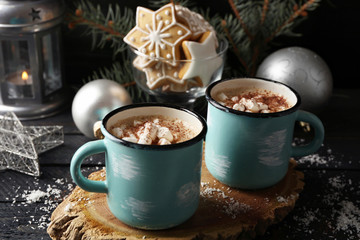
109;115;196;145
217;89;290;113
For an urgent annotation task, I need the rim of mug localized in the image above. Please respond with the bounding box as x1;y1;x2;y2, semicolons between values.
205;77;302;118
101;103;207;150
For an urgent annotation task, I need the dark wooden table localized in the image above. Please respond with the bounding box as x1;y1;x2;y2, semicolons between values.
0;88;359;240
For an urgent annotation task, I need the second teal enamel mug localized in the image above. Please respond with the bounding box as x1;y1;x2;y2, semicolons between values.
70;103;207;230
205;78;324;189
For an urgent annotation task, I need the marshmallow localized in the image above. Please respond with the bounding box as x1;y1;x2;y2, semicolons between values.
157;127;173;142
136;122;158;145
231;96;239;102
239;97;247;105
233;103;245;111
134;120;143;126
244;99;260;113
112;127;124;138
158;138;171;145
258;102;269;111
217;92;228;101
136;126;144;138
278;106;287;111
138;134;153;144
143;122;158;141
122;134;138;143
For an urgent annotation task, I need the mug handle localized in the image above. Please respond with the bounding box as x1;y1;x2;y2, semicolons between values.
291;110;325;157
70;140;108;193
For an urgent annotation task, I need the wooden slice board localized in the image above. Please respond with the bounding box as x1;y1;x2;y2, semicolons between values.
48;158;304;239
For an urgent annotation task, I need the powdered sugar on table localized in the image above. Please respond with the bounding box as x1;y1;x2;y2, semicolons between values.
9;177;74;230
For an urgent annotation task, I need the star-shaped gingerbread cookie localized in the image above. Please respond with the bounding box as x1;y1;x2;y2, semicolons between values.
143;61;186;90
174;5;217;43
124;4;191;65
132;55;156;71
179;31;223;86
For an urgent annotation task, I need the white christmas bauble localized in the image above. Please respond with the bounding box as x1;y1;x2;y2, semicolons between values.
256;47;333;112
72;79;132;138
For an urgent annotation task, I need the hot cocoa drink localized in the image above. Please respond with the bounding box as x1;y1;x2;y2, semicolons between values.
215;88;291;113
109;115;198;145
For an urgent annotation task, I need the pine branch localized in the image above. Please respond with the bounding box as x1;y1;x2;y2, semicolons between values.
220;0;321;76
220;18;249;75
228;0;254;41
265;0;321;42
149;0;196;9
260;0;269;25
67;0;134;56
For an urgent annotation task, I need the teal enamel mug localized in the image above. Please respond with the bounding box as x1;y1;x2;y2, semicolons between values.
70;103;207;230
205;78;324;189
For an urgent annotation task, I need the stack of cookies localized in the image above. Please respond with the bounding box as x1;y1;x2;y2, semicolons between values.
124;3;223;92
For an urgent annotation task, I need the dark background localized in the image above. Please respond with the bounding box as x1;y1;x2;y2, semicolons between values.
62;0;360;89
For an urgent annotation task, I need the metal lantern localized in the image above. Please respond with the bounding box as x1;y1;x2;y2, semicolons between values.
0;0;69;119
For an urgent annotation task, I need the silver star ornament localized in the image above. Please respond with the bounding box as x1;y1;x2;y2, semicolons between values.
0;112;64;176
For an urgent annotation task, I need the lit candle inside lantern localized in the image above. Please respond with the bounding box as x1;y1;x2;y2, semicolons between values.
4;70;34;98
22;71;29;85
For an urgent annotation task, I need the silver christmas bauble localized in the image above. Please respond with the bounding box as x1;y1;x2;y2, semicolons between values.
256;47;333;112
72;79;132;138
